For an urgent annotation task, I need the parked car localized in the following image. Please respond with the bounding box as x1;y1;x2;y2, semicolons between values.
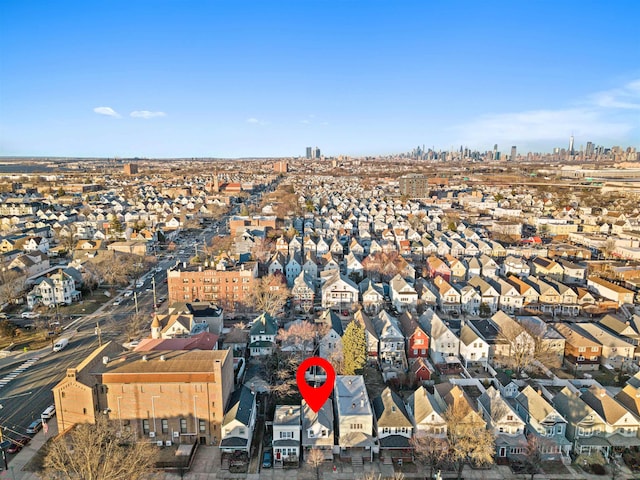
41;404;56;419
123;291;133;297
26;418;43;434
112;300;121;306
21;312;40;319
7;436;30;454
261;450;272;469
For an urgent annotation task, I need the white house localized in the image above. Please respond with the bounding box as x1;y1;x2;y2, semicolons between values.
273;405;302;465
334;375;377;462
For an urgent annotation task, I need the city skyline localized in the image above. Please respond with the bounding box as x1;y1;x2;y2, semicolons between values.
1;1;639;158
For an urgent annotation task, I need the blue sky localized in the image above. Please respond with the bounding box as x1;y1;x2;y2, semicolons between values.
1;1;638;158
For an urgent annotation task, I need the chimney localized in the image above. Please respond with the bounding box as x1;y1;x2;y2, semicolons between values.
142;355;148;362
360;399;364;408
160;355;166;361
102;356;109;365
183;261;187;269
351;402;356;409
198;266;202;272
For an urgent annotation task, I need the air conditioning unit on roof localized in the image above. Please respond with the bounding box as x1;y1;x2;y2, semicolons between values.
149;432;155;438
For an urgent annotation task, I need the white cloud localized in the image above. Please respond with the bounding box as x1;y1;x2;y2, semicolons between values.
246;118;259;123
93;106;121;118
454;79;639;148
130;110;167;119
590;79;640;110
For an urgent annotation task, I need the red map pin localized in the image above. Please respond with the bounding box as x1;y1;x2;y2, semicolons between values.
296;356;336;413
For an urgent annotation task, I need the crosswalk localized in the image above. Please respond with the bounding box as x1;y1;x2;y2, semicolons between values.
0;356;41;389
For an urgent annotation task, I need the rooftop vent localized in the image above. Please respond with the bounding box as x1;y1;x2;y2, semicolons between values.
160;355;166;361
102;356;109;365
142;355;148;362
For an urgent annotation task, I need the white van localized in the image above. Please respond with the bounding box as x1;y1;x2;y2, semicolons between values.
41;404;56;419
53;338;69;352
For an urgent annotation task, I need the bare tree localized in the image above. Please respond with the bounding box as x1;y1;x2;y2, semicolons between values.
264;352;299;400
410;434;449;480
306;448;325;480
249;274;290;317
251;237;274;263
43;415;158;480
125;313;148;341
495;319;535;375
0;270;27;307
277;320;320;359
523;434;553;480
445;402;495;480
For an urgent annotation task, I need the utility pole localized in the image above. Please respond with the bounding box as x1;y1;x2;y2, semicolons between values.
134;291;139;315
152;277;157;309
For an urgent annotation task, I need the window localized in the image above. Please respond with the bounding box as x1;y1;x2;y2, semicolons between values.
507;415;513;421
280;431;293;439
578;346;586;352
161;419;169;433
142;419;150;435
180;418;188;433
199;419;206;433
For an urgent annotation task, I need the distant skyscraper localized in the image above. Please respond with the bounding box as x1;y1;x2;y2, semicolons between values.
314;147;321;159
569;135;575;155
305;147;312;159
510;146;517;162
585;141;594;157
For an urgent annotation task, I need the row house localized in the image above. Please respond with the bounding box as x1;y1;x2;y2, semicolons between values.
429;275;461;314
468;276;500;314
587;276;635;306
291;271;315;312
514;386;571;461
220;386;257;454
552;323;602;372
389;274;418;313
334;375;377;463
373;387;414;463
360;279;385;315
531;257;565;281
478;387;527;461
553;386;640;456
318;309;344;362
301;400;334;460
273;405;301;466
406;386;447;439
372;310;407;375
576;323;636;371
420;309;461;373
398;312;429;360
321;272;359;311
458;322;489;368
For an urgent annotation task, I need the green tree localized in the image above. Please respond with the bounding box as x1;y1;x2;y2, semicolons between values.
109;217;124;239
342;321;367;375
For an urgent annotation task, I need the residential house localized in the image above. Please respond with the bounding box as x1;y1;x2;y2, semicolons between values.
273;405;302;466
477;387;527;460
430;275;461;314
468;276;500;314
514;385;571;461
459;322;489;368
587;276;634;306
574;323;636;371
26;269;81;308
398;311;429;360
372;310;407;377
248;312;278;357
501;255;530;277
420;309;461;373
552;323;602;372
321;272;359;311
318;309;344;362
360;279;385;315
406;386;447;439
552;386;610;456
373;387;414;463
220;386;257;453
434;383;485;432
489;311;535;370
334;375;377;463
291;271;315;312
389;274;418;313
531;257;564;281
301;400;334;460
285;253;302;287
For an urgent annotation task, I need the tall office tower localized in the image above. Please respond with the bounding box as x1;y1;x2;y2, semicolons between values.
314;147;321;159
585;141;594;157
306;147;312;159
569;135;575;155
493;144;498;158
510;146;517;162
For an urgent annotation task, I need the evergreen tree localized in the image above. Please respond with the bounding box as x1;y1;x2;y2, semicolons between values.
342;321;366;375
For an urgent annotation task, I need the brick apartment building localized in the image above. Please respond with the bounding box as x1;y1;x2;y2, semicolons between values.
167;261;258;311
53;342;234;445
